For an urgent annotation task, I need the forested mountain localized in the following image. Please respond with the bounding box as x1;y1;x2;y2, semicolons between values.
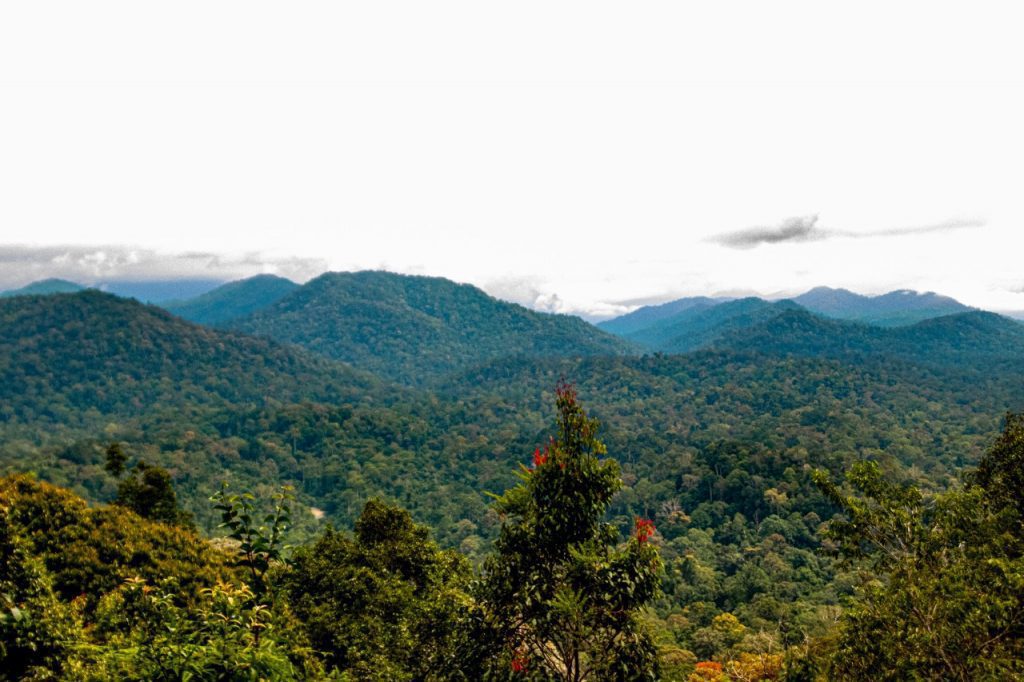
792;286;971;326
228;270;636;385
0;290;379;426
600;287;975;351
162;274;299;325
606;297;802;353
0;278;85;297
598;295;731;336
710;308;1024;369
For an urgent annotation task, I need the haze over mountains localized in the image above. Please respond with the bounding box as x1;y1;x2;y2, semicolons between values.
0;277;226;302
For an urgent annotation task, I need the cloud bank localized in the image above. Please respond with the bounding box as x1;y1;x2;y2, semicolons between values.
0;244;328;291
713;215;985;249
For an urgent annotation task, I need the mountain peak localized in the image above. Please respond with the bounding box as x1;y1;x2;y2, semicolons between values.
0;278;85;298
162;274;299;325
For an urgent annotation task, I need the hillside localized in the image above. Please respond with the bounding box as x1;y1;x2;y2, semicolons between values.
792;286;971;326
162;274;299;325
597;296;729;336
0;290;379;426
600;297;802;353
0;278;85;297
710;307;1024;368
229;270;636;385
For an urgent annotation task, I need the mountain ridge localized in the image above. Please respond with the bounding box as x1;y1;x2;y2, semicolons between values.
228;270;637;385
162;274;299;325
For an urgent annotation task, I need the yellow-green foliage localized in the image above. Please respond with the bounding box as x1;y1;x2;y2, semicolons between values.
0;474;231;610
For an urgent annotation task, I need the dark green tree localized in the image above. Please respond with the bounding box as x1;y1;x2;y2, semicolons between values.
115;461;193;528
468;382;662;681
104;442;128;478
281;499;470;680
973;411;1024;518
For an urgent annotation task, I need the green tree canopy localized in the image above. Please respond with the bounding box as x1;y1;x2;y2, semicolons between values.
281;499;470;680
469;382;663;681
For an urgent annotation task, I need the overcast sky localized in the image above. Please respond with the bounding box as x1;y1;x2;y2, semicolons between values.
2;2;1024;318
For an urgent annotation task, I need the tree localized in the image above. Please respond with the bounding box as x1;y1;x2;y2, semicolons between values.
115;461;193;528
281;499;469;680
104;442;127;478
469;382;662;680
973;411;1024;518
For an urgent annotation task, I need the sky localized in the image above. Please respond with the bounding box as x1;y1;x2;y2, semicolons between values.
2;2;1024;319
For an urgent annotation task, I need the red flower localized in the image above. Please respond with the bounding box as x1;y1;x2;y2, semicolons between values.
510;652;528;673
634;517;656;544
533;446;548;468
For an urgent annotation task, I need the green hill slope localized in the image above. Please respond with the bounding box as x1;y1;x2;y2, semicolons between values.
229;271;636;384
615;297;802;352
597;296;728;336
0;290;378;425
710;308;1024;368
163;274;299;325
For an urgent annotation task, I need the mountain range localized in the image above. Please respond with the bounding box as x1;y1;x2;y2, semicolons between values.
3;266;1024;670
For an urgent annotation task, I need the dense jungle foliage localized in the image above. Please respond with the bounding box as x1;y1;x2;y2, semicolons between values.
3;275;1024;678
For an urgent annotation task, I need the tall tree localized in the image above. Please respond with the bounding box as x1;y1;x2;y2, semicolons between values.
469;382;662;681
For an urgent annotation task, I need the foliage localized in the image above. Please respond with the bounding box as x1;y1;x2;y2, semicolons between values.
0;474;229;613
211;483;294;597
115;460;194;528
281;499;470;680
972;410;1024;518
104;442;127;478
812;417;1024;680
83;577;324;681
0;502;85;680
469;383;662;680
0;289;378;427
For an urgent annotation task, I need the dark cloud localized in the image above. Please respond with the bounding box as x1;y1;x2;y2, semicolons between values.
713;215;825;248
0;244;328;290
712;215;985;249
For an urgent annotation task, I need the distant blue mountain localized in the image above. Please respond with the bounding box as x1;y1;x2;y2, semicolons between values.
0;278;85;297
791;286;971;326
162;274;299;325
606;297;803;353
599;286;975;354
598;296;730;336
99;279;226;303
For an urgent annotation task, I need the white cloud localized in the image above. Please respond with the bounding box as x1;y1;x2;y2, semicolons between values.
1;4;1024;316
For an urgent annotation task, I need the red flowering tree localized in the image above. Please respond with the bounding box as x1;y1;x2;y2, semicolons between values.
468;382;662;681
